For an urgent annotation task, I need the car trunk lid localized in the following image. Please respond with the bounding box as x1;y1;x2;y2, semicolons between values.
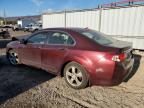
105;39;133;65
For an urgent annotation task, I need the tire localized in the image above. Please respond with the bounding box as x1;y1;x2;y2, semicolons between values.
7;49;19;65
64;62;89;89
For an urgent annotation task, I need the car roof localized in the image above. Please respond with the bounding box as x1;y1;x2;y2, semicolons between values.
42;27;89;32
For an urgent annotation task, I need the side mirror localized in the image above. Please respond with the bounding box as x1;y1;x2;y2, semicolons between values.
20;39;27;44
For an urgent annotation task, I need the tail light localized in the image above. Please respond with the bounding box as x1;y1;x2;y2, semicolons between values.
112;53;126;62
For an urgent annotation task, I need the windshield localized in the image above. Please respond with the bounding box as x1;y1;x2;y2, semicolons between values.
78;29;116;45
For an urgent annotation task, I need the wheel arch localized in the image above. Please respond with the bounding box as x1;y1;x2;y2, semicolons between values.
61;59;91;88
6;48;13;55
60;61;72;77
60;56;91;78
7;48;17;54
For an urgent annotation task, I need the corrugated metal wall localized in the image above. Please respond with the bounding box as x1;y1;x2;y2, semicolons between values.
100;6;144;49
101;6;144;36
42;5;144;49
66;10;100;30
43;13;65;28
42;10;100;30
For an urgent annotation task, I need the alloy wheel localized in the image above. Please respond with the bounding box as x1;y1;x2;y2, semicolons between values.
8;51;19;65
66;66;83;87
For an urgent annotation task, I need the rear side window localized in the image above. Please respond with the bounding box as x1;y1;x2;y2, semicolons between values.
82;31;114;45
48;31;75;45
75;29;115;45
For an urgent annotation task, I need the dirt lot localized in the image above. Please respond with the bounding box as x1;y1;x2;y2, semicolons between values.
0;30;144;108
0;29;31;48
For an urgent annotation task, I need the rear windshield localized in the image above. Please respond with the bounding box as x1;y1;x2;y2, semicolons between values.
77;29;115;45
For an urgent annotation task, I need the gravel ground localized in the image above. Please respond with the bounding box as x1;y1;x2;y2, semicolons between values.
0;28;31;37
0;30;144;108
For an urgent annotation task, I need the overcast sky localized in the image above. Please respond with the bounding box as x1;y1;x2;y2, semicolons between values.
0;0;119;17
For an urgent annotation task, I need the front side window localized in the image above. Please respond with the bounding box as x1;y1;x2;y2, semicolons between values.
27;33;47;44
48;31;75;45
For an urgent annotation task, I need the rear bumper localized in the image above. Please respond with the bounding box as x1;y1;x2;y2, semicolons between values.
109;58;134;85
122;58;134;81
88;58;134;86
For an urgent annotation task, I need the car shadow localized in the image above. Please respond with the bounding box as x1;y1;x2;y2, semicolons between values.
124;54;141;82
0;39;11;48
0;54;55;104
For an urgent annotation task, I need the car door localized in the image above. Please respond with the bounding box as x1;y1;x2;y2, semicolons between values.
41;31;75;74
20;32;47;68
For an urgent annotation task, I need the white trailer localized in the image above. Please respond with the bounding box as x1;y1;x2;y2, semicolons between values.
42;5;144;50
17;20;35;28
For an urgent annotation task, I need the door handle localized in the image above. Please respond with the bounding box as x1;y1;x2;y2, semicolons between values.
58;48;67;50
32;46;41;49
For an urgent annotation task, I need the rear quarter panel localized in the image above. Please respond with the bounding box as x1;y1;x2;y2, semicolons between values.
61;50;116;85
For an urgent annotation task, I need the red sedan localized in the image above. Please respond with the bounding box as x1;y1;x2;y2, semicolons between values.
6;28;134;89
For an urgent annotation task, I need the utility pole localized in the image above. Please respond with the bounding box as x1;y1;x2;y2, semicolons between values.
4;9;6;25
99;6;102;32
64;10;67;28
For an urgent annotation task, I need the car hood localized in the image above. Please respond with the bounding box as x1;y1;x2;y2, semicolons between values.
7;40;20;48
